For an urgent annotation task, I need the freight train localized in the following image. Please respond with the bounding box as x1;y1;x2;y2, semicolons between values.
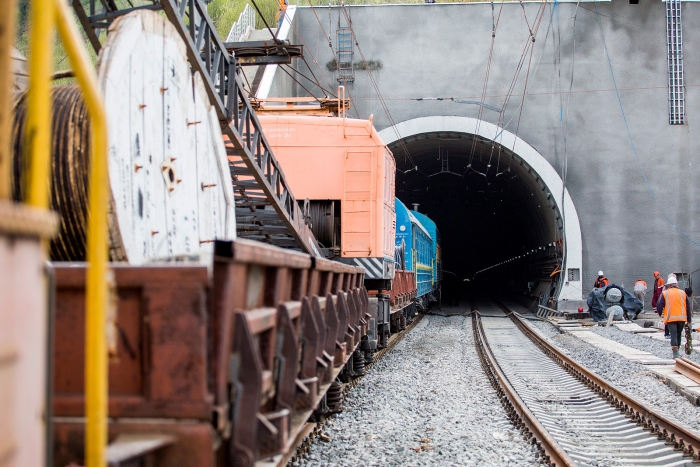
258;114;442;349
5;5;445;464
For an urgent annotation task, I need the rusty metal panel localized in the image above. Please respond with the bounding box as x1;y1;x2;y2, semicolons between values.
52;264;211;420
210;240;368;466
49;239;371;467
389;270;417;308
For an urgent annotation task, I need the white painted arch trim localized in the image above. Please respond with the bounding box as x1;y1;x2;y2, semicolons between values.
378;116;582;302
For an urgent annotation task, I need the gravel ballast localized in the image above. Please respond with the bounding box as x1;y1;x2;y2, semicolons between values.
588;324;700;363
297;313;538;466
526;319;700;432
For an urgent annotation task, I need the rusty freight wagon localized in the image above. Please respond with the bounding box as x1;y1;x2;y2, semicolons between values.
5;5;373;467
52;239;369;467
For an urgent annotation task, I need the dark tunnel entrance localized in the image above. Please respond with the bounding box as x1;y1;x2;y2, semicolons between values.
388;129;568;307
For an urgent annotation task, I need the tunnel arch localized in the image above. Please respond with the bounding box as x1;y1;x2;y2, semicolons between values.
378;116;583;304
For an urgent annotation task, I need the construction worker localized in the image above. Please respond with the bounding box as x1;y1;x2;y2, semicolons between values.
656;274;691;359
594;271;610;289
633;278;647;311
276;0;288;29
651;271;665;308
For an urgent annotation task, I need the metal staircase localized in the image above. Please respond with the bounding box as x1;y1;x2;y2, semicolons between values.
71;0;321;255
666;0;685;125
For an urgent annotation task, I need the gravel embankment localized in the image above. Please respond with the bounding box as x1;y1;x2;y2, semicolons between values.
527;319;700;432
297;313;538;467
588;325;700;363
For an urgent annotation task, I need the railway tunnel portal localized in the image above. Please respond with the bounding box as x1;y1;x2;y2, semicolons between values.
379;116;583;306
260;0;700;309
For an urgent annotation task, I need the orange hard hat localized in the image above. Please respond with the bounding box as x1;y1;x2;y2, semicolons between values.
654;271;660;277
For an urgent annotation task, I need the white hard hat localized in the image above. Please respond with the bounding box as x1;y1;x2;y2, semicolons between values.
668;275;678;285
598;271;604;276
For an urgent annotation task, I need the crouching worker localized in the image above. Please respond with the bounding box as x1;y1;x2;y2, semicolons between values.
656;275;691;359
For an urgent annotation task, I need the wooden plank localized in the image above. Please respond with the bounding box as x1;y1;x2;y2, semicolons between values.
106;434;175;466
144;12;169;262
163;20;197;258
193;72;215;252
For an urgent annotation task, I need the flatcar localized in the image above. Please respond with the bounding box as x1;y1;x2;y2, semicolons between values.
395;198;440;309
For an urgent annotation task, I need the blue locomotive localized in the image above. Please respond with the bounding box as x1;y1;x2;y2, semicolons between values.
395;198;441;308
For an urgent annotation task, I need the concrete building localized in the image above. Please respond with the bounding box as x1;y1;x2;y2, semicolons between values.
262;0;700;309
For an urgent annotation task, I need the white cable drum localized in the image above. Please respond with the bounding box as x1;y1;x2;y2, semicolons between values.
97;10;235;264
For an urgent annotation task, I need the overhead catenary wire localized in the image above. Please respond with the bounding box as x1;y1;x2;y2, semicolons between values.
248;0;281;43
497;0;547;173
306;0;359;117
456;3;560;172
300;55;333;96
283;13;339;98
556;0;583;289
465;0;505;173
277;64;323;102
281;61;336;98
339;4;417;170
485;0;548;176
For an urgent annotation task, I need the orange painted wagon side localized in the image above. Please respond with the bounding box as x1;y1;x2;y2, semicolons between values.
257;115;396;284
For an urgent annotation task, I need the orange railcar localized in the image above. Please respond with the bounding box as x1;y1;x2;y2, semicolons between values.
258;115;396;287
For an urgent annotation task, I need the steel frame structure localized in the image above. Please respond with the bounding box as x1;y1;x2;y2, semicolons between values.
71;0;321;254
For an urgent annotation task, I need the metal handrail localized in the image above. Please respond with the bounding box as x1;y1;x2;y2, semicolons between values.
27;1;110;465
226;3;256;42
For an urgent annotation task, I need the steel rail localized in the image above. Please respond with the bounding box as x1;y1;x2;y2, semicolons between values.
471;304;575;467
496;300;700;462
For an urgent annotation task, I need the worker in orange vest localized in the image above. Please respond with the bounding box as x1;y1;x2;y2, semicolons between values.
276;0;288;29
633;278;647;311
594;271;609;289
656;274;691;359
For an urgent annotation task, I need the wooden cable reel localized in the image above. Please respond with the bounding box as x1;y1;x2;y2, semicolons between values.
12;10;236;263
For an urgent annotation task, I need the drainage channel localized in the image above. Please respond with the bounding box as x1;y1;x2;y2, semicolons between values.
475;300;694;467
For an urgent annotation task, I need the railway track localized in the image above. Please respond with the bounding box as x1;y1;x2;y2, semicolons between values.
473;299;700;466
280;313;425;467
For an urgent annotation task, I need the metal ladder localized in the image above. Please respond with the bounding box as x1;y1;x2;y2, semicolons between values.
336;26;354;83
666;0;685;125
71;0;321;255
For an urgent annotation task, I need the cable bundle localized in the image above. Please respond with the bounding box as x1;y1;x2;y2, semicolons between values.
13;85;92;261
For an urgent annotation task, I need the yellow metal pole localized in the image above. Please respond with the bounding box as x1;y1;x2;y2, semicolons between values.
54;2;109;466
26;0;54;209
0;0;17;200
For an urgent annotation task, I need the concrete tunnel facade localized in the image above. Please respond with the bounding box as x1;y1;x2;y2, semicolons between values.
263;0;700;308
